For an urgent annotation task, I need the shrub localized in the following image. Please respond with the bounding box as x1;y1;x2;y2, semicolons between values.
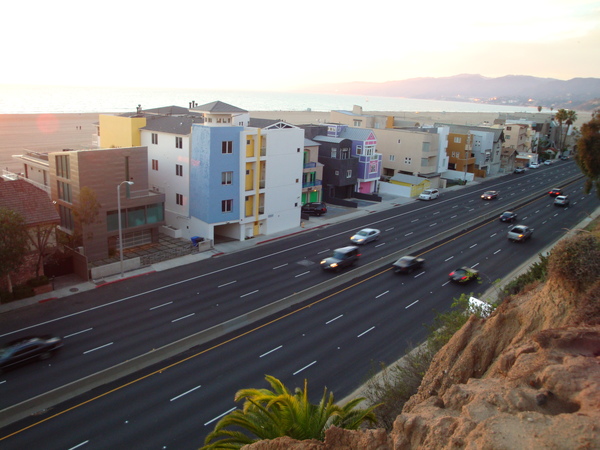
27;275;50;288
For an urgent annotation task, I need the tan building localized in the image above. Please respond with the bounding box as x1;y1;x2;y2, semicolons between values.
447;132;476;175
50;147;166;263
302;138;324;204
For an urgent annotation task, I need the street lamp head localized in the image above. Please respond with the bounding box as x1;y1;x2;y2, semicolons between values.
127;181;134;185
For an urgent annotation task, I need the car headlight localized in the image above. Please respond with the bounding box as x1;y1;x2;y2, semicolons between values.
330;263;338;268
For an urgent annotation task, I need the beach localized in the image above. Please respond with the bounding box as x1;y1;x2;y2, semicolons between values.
1;110;591;174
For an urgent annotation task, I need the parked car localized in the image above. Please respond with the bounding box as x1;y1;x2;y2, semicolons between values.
419;189;440;200
448;267;479;283
529;163;539;169
499;211;518;223
544;160;553;165
514;167;525;174
301;202;327;216
392;256;425;274
507;225;533;242
560;155;569;160
554;195;570;207
481;190;499;200
320;246;360;272
350;228;381;245
548;188;562;197
0;335;63;373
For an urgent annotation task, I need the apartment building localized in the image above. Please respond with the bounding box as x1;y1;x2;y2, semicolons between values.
301;138;324;204
49;147;166;262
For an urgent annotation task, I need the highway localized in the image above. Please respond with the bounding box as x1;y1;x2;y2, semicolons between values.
0;161;597;448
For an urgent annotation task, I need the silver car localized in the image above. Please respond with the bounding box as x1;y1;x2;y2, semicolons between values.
419;189;440;200
350;228;381;245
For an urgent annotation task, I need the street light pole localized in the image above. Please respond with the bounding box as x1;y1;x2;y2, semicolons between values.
117;181;134;277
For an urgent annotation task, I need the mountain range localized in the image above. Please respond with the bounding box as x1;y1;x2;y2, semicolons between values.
306;74;600;111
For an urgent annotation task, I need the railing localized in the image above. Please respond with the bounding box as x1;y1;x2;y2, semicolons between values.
302;180;322;188
304;162;317;168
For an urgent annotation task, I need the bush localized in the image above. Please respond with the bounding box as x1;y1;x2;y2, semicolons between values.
12;284;34;300
27;275;50;288
501;253;549;298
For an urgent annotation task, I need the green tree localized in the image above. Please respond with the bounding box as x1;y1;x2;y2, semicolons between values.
561;110;578;151
575;110;600;198
202;375;378;449
0;208;30;293
72;186;101;246
554;108;569;151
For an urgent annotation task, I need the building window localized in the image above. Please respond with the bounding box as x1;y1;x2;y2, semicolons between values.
405;157;412;164
57;181;72;203
175;137;183;149
356;145;363;155
55;155;70;179
346;169;352;178
221;171;233;185
222;199;233;212
58;204;74;231
397;139;401;144
176;193;184;205
331;148;337;158
353;120;362;127
454;137;462;143
152;133;158;145
506;126;512;131
176;164;183;176
222;141;233;154
389;155;395;161
505;135;511;140
364;145;375;156
152;159;159;171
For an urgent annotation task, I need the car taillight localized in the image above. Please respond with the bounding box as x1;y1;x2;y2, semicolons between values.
461;276;468;280
449;272;455;276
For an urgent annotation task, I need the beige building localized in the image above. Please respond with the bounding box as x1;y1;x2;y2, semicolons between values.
50;147;166;263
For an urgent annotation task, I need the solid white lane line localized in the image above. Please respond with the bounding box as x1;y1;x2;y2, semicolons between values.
240;290;259;298
469;243;477;248
150;301;173;310
442;281;450;286
490;233;497;237
405;232;413;236
414;272;425;278
494;249;502;254
405;300;419;309
295;271;310;278
376;291;389;299
172;313;195;322
170;385;202;401
326;315;343;324
429;223;437;227
445;256;454;261
272;264;288;270
64;328;93;338
68;441;89;450
472;263;480;268
260;345;283;358
205;407;236;426
293;361;317;375
83;342;113;354
217;281;237;288
357;327;375;338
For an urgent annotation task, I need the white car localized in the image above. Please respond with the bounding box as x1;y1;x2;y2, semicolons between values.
544;160;552;165
529;163;539;169
419;189;440;200
350;228;381;245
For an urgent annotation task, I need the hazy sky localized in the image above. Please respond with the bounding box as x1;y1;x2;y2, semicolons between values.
3;0;598;91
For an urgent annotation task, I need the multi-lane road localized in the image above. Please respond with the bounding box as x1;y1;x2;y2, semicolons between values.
1;160;597;448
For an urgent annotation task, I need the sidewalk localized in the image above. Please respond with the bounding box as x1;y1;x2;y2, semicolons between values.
0;178;494;314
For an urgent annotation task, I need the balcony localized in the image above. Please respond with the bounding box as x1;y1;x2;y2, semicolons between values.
304;161;317;168
302;179;322;189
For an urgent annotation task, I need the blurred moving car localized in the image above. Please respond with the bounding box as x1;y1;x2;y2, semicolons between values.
320;246;360;272
481;190;499;200
0;335;63;373
419;189;440;200
301;202;327;216
350;228;381;245
514;167;525;174
499;211;518;223
529;163;539;169
548;188;562;197
448;267;479;283
507;225;533;242
554;195;570;206
392;256;425;274
544;160;552;165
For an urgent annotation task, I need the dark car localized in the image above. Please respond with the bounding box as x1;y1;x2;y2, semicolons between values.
481;190;499;200
320;246;360;272
499;211;518;223
448;267;479;283
514;167;525;174
301;202;327;216
392;256;425;274
548;188;562;197
0;335;63;373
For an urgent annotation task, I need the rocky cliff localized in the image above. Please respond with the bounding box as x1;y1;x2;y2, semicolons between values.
245;227;600;449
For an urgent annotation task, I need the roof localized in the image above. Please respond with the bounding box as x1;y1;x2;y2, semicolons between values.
118;105;202;118
434;123;504;142
140;115;203;135
192;101;248;114
304;138;320;147
312;135;347;144
389;173;427;185
0;179;60;226
338;127;376;141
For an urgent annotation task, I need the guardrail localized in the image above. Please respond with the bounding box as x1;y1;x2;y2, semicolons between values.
0;173;584;429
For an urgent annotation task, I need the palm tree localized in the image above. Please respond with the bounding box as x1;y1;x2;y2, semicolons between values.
201;375;379;449
561;110;578;151
554;108;569;152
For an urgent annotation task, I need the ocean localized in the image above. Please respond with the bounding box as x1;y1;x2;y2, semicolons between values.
0;84;541;115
